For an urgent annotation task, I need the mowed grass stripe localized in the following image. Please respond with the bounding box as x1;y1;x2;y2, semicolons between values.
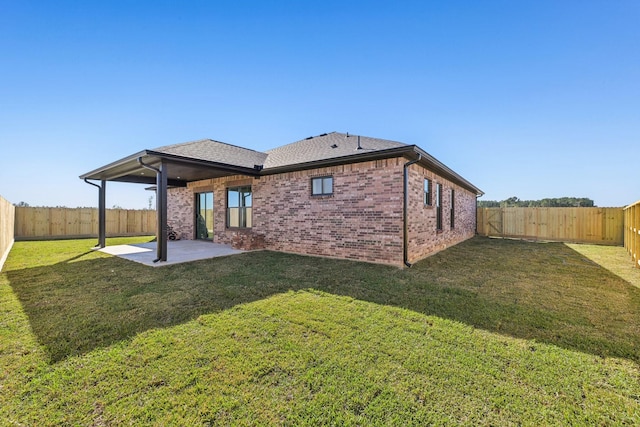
1;236;639;425
3;289;639;425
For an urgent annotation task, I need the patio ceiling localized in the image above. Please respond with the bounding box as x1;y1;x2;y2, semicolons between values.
79;149;262;186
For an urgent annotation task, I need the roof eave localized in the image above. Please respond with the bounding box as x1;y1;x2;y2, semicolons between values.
80;149;262;182
144;150;263;177
79;150;151;180
261;145;416;175
261;145;483;196
79;140;482;196
412;146;484;196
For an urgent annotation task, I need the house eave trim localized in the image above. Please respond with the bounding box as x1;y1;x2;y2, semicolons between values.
412;147;484;196
261;146;416;175
144;150;262;177
260;145;483;196
79;150;261;182
79;150;151;180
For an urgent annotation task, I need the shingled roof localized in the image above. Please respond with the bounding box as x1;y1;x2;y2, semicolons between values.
81;131;482;195
153;139;268;170
263;132;407;169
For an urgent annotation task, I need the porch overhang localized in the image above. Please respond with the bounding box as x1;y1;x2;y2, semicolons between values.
80;149;262;186
80;149;263;263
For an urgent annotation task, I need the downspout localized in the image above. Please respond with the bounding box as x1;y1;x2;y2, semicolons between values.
137;157;160;174
403;154;422;267
84;178;106;248
475;194;480;235
137;157;165;263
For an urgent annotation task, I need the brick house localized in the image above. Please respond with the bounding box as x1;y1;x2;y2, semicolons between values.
81;132;482;267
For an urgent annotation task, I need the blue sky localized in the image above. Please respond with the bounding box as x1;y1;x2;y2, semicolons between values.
1;0;638;208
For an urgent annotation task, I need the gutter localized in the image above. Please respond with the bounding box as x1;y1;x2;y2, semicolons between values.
403;153;422;267
261;145;416;176
413;146;483;196
79;150;261;182
475;194;481;235
261;145;483;197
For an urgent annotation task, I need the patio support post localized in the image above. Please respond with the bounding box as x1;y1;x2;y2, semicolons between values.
137;157;167;262
98;180;106;248
83;178;106;248
157;160;168;262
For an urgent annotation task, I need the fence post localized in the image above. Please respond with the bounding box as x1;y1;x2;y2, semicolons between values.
626;201;640;268
0;195;16;271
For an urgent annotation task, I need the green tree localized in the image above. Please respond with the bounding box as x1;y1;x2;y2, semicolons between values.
478;197;595;208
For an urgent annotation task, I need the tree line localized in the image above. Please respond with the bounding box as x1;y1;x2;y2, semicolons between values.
14;195;155;210
477;197;595;208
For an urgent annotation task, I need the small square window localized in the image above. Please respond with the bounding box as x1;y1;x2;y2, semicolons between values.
311;176;333;196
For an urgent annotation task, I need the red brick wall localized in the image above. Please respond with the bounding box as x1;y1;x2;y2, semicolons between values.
406;163;477;264
254;159;405;265
181;161;404;264
171;157;477;267
168;187;194;240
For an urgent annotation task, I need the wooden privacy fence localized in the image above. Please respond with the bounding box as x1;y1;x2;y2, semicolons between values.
0;195;15;269
15;207;156;240
624;200;640;268
477;207;624;245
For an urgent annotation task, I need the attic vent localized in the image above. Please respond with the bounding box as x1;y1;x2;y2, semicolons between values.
330;144;338;148
319;133;328;136
305;136;313;140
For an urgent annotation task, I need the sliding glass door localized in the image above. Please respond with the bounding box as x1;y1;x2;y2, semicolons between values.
196;192;214;240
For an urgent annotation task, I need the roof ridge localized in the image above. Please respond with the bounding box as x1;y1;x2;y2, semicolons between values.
153;138;207;151
155;138;267;155
343;132;408;146
265;131;341;152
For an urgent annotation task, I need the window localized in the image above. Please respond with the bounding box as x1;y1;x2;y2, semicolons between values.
227;186;252;228
436;183;443;231
450;189;455;229
424;179;432;206
196;192;214;239
311;176;333;196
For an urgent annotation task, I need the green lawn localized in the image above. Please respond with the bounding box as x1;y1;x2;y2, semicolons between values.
1;236;639;425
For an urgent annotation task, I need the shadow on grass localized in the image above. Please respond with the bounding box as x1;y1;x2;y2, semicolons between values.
5;236;640;363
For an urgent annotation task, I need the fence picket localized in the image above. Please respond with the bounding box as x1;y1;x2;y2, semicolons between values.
624;201;640;268
477;207;624;245
0;196;15;269
14;207;156;240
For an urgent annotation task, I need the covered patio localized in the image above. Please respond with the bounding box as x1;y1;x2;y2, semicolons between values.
79;140;265;263
99;240;245;267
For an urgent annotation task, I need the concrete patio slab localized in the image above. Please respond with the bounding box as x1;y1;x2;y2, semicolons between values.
98;240;244;267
